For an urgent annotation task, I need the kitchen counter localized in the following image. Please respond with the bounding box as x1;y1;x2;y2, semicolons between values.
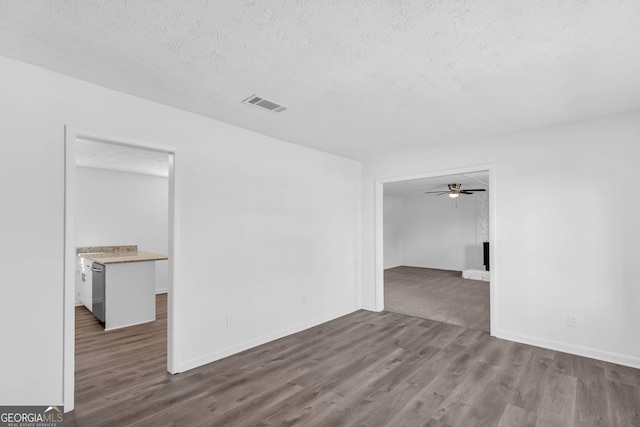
77;245;168;264
76;244;166;330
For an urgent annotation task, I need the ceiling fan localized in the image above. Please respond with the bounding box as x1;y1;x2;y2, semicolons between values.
425;183;487;198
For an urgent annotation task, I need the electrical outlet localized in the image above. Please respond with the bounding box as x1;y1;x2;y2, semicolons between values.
226;315;232;328
567;314;578;328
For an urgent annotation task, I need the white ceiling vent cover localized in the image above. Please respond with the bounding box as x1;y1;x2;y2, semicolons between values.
242;95;287;113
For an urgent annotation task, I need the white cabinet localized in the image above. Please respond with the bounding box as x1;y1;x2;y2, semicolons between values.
104;261;155;330
77;257;93;311
76;246;166;330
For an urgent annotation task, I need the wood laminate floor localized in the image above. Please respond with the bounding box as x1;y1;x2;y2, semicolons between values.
385;266;490;332
66;295;640;426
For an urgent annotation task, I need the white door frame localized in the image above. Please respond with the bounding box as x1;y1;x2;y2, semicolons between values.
374;163;497;335
63;126;178;412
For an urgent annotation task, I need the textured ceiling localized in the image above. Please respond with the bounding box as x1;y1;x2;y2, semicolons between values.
384;171;489;198
1;1;640;160
76;138;169;177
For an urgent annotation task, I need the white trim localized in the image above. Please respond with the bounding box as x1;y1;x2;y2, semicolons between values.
63;127;178;412
488;165;497;334
495;329;640;369
373;163;497;335
167;151;178;374
361;304;381;312
177;306;360;373
155;288;169;295
354;166;363;311
374;181;384;311
63;127;75;412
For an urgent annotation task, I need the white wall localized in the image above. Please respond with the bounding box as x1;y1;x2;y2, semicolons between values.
0;56;360;406
363;112;640;368
385;193;487;271
74;166;169;295
383;196;403;269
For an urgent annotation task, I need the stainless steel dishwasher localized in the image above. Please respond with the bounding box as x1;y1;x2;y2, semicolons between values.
91;262;106;323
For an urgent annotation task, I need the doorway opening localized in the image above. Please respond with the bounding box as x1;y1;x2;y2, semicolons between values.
63;127;177;412
374;165;496;335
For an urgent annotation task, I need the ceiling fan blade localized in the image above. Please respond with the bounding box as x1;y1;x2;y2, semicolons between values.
435;192;449;196
462;189;486;192
424;190;449;194
460;191;474;194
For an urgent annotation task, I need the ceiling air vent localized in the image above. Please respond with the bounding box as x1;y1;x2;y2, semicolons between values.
242;95;287;113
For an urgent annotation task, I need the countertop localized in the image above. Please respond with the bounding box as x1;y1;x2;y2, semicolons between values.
77;245;168;265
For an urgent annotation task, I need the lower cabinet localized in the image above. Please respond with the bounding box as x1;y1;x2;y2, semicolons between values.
78;257;93;311
103;261;156;331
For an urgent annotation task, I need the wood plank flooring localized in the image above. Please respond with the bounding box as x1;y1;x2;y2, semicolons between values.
385;266;490;332
66;295;640;426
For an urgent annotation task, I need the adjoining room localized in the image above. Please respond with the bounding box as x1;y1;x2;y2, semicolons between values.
383;171;490;332
72;138;173;419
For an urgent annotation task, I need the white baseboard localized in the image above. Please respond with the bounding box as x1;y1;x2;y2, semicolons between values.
177;305;360;373
361;303;382;312
155;288;168;294
495;329;640;369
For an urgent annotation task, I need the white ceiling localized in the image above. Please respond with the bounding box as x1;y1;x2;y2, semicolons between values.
76;138;169;177
2;1;640;160
384;170;489;198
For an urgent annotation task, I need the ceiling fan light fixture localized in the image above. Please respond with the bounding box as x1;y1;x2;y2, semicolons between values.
424;183;486;197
